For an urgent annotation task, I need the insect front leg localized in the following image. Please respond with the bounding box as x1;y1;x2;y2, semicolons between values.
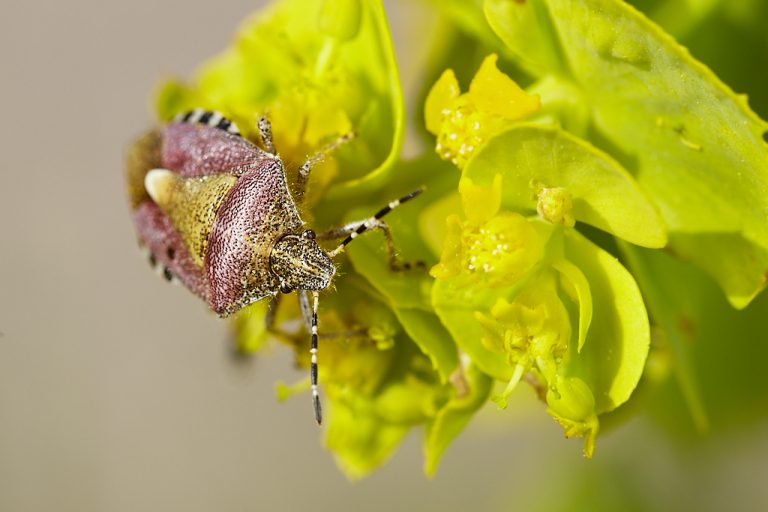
295;133;355;204
319;219;425;271
257;115;275;154
322;188;427;271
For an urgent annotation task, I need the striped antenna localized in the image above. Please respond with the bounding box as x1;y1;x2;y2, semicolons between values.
310;291;322;425
327;188;423;258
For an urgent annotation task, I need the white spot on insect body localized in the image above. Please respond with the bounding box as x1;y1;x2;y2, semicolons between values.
144;169;174;205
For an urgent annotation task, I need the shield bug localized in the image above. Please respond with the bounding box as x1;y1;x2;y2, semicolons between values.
125;108;421;425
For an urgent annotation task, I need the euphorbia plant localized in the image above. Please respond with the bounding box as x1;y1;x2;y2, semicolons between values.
148;0;768;478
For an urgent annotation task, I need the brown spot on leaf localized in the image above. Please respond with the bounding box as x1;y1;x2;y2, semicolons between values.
678;314;696;339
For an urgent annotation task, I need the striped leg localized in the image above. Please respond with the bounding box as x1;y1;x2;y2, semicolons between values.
321;219;425;271
309;291;322;425
326;188;424;260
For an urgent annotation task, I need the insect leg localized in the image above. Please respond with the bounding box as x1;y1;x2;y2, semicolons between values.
326;189;424;266
295;132;355;204
298;289;313;333
264;293;281;331
257;115;275;154
320;218;425;271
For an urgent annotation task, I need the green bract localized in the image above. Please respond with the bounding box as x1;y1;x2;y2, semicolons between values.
149;0;768;478
156;0;404;206
462;125;667;248
483;0;768;307
429;170;649;456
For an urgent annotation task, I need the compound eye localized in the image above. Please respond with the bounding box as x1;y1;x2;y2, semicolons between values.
302;229;316;240
280;282;293;294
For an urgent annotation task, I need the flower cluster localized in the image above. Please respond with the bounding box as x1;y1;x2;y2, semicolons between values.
424;54;540;167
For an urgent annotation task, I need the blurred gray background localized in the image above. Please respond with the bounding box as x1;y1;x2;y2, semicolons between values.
1;1;767;511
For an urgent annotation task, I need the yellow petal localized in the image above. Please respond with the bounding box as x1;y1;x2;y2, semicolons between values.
430;214;465;279
459;174;502;224
468;54;540;120
424;69;460;134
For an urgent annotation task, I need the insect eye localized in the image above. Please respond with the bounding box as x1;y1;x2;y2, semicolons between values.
280;282;293;294
302;229;316;240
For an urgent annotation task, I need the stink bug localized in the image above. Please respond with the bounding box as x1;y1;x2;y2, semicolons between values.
125;108;421;424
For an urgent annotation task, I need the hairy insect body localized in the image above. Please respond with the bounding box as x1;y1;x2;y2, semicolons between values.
127;118;317;316
127;108;420;424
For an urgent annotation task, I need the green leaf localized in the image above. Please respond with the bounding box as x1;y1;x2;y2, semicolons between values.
325;398;411;480
484;0;768;306
431;280;515;381
344;203;460;382
344;205;434;311
424;360;492;476
621;242;768;435
483;0;567;76
619;242;709;432
427;0;511;60
462;125;667;248
562;230;650;413
393;308;459;383
669;232;768;310
231;299;271;354
324;332;448;479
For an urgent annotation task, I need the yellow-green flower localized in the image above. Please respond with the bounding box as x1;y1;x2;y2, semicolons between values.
475;270;572;406
536;186;576;227
546;375;599;458
430;212;545;287
424;54;540;167
430;176;547;286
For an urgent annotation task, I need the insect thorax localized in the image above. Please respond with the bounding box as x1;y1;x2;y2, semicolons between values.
269;233;335;293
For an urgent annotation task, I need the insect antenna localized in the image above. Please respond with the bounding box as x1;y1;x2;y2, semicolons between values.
310;290;322;425
327;188;423;258
308;188;423;425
